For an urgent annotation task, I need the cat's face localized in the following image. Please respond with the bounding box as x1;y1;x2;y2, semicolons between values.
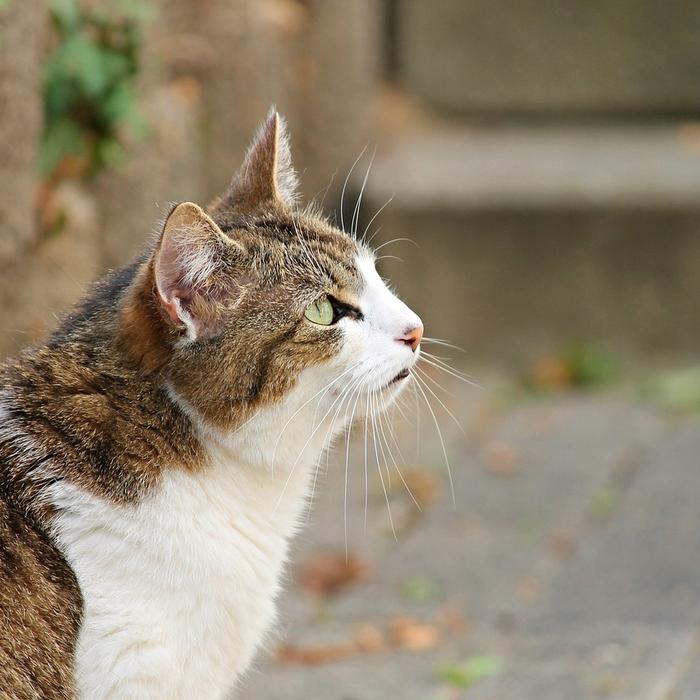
135;112;422;444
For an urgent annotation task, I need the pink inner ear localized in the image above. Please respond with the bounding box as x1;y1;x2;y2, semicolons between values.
155;237;186;325
154;202;245;340
158;284;194;328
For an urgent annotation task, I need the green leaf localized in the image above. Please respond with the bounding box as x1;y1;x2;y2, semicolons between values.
96;138;126;169
567;345;619;387
40;119;88;175
111;0;156;22
101;82;135;123
43;0;148;180
642;366;700;413
438;655;503;689
61;34;110;95
49;0;80;30
400;577;437;603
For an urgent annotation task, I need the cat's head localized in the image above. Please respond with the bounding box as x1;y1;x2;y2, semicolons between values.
123;111;422;444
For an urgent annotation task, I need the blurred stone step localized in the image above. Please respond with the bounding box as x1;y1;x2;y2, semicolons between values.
397;0;700;116
361;123;700;360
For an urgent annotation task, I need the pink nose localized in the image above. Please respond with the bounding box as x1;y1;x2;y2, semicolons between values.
397;324;423;352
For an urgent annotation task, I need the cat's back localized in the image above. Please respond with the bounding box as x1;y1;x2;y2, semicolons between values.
0;491;82;699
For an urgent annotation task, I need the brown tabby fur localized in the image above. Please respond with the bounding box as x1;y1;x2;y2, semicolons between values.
0;111;364;698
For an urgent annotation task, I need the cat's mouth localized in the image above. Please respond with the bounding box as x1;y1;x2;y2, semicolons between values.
384;368;410;390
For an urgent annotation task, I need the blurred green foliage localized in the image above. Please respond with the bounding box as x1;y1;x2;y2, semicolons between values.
641;366;700;413
438;655;503;689
400;577;437;603
524;343;620;394
42;0;150;179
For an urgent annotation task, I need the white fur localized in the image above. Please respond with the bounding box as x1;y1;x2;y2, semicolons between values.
42;253;421;699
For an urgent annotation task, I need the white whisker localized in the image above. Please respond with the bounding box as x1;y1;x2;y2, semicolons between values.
377;392;421;512
413;367;465;436
372;237;418;253
362;195;393;243
340;146;368;234
370;389;396;539
422;337;466;353
351;147;376;240
271;362;362;473
413;376;456;508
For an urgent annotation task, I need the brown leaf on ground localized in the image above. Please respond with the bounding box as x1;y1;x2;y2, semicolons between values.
467;399;501;444
355;624;386;652
403;468;441;509
482;441;519;477
436;605;471;635
389;616;440;651
278;610;464;666
278;625;386;666
298;551;369;597
278;641;357;666
549;533;577;560
531;355;574;391
514;575;541;602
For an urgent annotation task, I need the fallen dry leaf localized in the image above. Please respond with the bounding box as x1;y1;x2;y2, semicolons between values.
355;624;386;653
278;625;385;666
389;616;440;651
514;576;541;602
549;533;577;560
278;641;357;666
298;551;369;597
403;468;441;509
531;355;573;391
436;605;471;635
278;608;469;667
482;442;518;477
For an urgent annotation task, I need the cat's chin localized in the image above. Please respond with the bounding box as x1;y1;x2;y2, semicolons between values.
384;368;410;390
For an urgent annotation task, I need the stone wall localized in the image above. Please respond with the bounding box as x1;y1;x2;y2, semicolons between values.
397;0;700;116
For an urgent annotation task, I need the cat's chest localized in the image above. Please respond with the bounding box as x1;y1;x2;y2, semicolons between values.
51;459;307;700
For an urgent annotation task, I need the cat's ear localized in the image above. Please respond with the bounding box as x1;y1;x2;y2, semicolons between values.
154;202;245;340
223;108;299;211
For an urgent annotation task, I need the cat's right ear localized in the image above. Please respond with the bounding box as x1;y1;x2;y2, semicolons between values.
214;109;299;214
154;202;245;341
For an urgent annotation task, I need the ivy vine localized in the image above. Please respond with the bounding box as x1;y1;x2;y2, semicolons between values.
41;0;150;180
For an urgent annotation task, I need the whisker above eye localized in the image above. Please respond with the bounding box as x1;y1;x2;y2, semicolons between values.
372;237;419;253
351;146;377;240
340;146;368;235
361;195;393;244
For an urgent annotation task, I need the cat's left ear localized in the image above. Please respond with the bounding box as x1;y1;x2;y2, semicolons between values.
154;202;246;340
221;108;299;212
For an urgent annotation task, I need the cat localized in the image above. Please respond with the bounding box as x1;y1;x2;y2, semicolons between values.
0;110;423;699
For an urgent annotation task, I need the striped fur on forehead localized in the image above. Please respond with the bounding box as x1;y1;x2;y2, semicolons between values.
213;207;364;297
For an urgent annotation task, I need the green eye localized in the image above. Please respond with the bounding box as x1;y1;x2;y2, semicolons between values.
305;296;334;325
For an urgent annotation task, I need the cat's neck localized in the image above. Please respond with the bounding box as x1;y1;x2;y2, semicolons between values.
166;373;335;522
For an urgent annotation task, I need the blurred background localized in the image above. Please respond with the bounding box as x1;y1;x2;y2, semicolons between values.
3;1;700;698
